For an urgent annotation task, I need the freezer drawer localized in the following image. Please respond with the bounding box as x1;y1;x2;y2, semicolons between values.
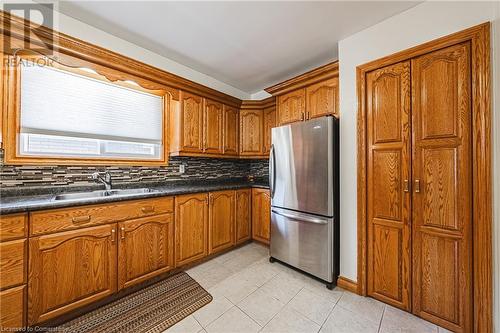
270;207;333;282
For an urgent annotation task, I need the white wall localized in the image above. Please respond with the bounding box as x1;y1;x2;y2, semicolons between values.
48;7;250;100
338;1;500;329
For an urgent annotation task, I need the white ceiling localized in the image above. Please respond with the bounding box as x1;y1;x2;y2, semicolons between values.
56;1;420;94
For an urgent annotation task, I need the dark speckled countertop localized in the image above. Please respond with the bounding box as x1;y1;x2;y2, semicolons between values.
0;179;269;215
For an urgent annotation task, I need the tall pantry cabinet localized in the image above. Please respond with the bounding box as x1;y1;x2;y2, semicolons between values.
366;42;473;332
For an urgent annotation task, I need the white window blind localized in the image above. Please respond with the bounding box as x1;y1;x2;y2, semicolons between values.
19;62;164;160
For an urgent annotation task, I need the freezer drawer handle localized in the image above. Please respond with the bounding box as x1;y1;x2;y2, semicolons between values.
272;210;328;225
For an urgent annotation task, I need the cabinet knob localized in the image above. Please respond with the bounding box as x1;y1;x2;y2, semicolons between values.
403;180;409;193
141;206;155;214
72;215;91;224
120;227;125;240
111;229;116;243
415;179;421;193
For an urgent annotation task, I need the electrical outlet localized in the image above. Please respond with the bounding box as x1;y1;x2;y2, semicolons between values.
179;164;185;174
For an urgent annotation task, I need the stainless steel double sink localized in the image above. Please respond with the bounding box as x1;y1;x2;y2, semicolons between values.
53;188;156;201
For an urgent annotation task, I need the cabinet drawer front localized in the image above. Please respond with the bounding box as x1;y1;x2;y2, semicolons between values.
30;197;174;235
0;239;26;289
0;285;25;330
0;213;27;242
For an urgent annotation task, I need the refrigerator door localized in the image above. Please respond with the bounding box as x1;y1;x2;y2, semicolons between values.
270;207;333;282
270;117;334;216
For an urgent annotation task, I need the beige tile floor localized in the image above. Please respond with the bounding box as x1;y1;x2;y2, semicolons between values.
165;243;451;333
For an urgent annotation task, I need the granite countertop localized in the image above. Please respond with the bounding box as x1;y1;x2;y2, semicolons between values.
0;179;269;215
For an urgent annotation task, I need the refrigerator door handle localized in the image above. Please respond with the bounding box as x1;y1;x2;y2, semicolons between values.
269;144;276;198
271;209;328;225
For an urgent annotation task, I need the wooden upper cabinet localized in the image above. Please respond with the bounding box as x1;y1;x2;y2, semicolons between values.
117;214;174;290
203;99;223;154
239;109;263;156
306;77;339;119
235;189;251;244
180;92;203;153
175;193;208;266
223;105;239;156
28;224;117;325
277;89;305;125
208;191;235;254
252;188;271;244
263;106;276;155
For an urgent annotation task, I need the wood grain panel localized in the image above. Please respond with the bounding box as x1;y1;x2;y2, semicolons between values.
223;105;239;156
306;77;339;119
0;285;25;330
366;61;411;311
118;214;174;290
180;91;203;152
262;106;276;155
208;191;235;254
235;189;251;244
174;193;208;266
412;42;472;332
30;197;173;236
28;224;117;325
0;239;26;290
239;109;263;156
203;99;223;154
0;213;27;242
251;188;271;244
277;89;305;125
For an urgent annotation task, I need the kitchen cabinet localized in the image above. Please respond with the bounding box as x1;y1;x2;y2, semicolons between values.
203;99;223;154
306;77;339;119
239;109;263;157
175;193;209;266
263;106;276;155
169;91;204;155
118;214;174;290
251;188;271;244
277;89;305;125
223;105;239;156
28;224;117;325
208;191;235;254
0;213;27;331
235;189;251;244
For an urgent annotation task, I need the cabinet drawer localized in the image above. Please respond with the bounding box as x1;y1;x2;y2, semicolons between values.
0;213;27;242
30;197;174;236
0;285;25;330
0;239;26;289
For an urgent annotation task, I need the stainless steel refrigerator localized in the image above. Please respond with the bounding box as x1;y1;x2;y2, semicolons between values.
269;116;339;288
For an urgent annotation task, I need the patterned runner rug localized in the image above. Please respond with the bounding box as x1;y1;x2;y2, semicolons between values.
54;272;212;333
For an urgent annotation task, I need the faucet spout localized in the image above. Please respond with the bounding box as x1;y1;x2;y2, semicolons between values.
92;172;112;191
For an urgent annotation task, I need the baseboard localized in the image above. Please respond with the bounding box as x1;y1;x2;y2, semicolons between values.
337;276;358;294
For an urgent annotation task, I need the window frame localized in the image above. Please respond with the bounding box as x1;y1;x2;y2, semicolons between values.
3;55;171;166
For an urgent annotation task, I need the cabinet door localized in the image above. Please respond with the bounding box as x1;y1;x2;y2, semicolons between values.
208;191;235;254
204;99;223;154
252;188;271;244
0;285;25;330
366;61;412;311
263;106;276;155
180;92;203;152
411;43;472;332
175;193;208;266
235;189;251;244
306;77;339;119
239;109;263;156
223;105;239;156
278;89;305;125
118;214;174;290
28;224;117;325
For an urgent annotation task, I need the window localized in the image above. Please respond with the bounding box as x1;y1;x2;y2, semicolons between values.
17;61;165;162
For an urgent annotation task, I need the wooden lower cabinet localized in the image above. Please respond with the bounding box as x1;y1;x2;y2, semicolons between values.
235;189;251;244
208;191;235;254
251;188;271;244
28;224;117;325
0;285;25;330
118;214;174;290
175;193;209;266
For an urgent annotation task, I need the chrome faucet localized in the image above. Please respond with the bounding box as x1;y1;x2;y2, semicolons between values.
91;172;112;191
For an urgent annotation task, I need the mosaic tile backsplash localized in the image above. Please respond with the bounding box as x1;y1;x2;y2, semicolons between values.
0;149;269;189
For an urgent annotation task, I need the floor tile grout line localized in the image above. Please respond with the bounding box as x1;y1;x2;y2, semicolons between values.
197;296;234;329
317;290;344;330
377;305;387;333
